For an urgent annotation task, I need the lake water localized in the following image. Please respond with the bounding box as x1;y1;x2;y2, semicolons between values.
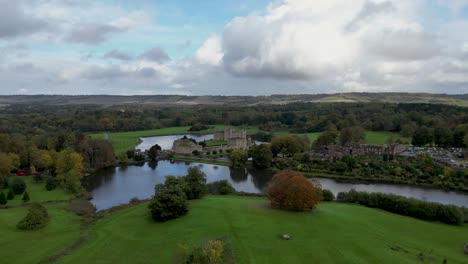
87;160;468;211
136;134;214;151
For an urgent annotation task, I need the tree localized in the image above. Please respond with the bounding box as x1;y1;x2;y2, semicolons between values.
267;170;322;211
22;191;30;203
250;144;273;169
10;177;26;195
148;144;162;161
7;189;14;200
184;167;207;200
17;203;49;230
148;177;188;222
322;189;335;201
270;136;307;157
313;130;338;147
117;152;128;164
45;177;57;191
434;127;453;147
339;127;365;145
412;127;434;146
0;192;6;205
228;149;248;168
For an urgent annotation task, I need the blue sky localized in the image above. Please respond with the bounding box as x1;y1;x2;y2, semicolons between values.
1;0;468;95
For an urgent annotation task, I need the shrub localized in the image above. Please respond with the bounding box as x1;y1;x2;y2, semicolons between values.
7;189;15;200
149;177;188;222
267;170;322;211
207;180;235;195
184;167;207;200
45;177;57;191
322;189;335;201
337;190;464;225
192;150;201;156
17;203;49;230
22;191;30;203
10;177;26;195
179;239;230;264
0;192;6;205
133;153;145;161
117;152;128;164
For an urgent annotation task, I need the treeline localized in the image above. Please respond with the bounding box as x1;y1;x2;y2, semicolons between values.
337;190;467;225
1;103;467;147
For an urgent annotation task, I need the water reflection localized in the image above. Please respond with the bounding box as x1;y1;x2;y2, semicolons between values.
136;134;213;151
87;160;468;210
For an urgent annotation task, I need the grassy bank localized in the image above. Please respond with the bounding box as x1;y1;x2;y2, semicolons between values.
171;156;232;166
60;195;467;264
0;204;82;263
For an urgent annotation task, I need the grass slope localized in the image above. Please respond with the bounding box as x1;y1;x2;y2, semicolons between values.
0;204;82;263
61;196;467;264
4;176;72;206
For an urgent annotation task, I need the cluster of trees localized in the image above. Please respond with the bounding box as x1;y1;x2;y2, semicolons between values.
0;177;29;205
337;190;466;225
2;103;467;147
267;170;323;211
149;167;207;221
276;154;468;192
17;203;49;230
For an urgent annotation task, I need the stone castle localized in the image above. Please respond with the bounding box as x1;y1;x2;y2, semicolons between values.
213;126;248;149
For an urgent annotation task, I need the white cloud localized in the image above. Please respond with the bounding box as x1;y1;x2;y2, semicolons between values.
196;36;223;66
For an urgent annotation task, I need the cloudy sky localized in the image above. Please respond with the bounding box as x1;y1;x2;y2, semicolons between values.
1;0;468;95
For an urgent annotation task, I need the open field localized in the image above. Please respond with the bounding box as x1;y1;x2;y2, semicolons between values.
204;139;227;147
0;204;82;263
60;195;467;264
3;176;72;206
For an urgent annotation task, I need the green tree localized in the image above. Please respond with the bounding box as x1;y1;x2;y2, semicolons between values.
0;192;7;205
148;177;188;222
251;144;273;169
10;177;26;195
7;189;15;200
22;191;30;203
45;177;57;191
228;149;248;168
434;127;453;147
17;203;49;230
148;144;162;161
412;127;434;146
184;167;207;200
339;127;365;145
270;135;307;157
313;130;338;147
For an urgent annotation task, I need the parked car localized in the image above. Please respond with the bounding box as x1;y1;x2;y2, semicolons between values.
15;170;27;176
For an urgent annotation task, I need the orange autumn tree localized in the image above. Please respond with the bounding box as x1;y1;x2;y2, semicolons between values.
267;170;322;211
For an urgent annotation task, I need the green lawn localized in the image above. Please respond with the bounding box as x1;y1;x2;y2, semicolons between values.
60;196;468;264
204;140;227;147
364;131;401;145
0;204;82;263
3;176;72;206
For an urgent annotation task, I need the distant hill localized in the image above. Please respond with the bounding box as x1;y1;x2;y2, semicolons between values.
0;93;467;107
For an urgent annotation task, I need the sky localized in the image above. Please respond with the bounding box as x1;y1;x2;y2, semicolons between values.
1;0;468;95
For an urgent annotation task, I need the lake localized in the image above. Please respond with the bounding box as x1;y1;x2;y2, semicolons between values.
87;160;468;210
136;134;213;151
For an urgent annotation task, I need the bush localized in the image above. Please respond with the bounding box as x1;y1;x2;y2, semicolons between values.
184;167;207;200
17;203;49;230
7;189;15;200
0;192;6;205
10;177;26;195
45;177;57;191
22;191;30;203
267;170;322;211
322;189;335;201
133;153;145;161
192;150;201;156
179;239;230;264
149;177;188;222
207;180;235;195
337;190;464;225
